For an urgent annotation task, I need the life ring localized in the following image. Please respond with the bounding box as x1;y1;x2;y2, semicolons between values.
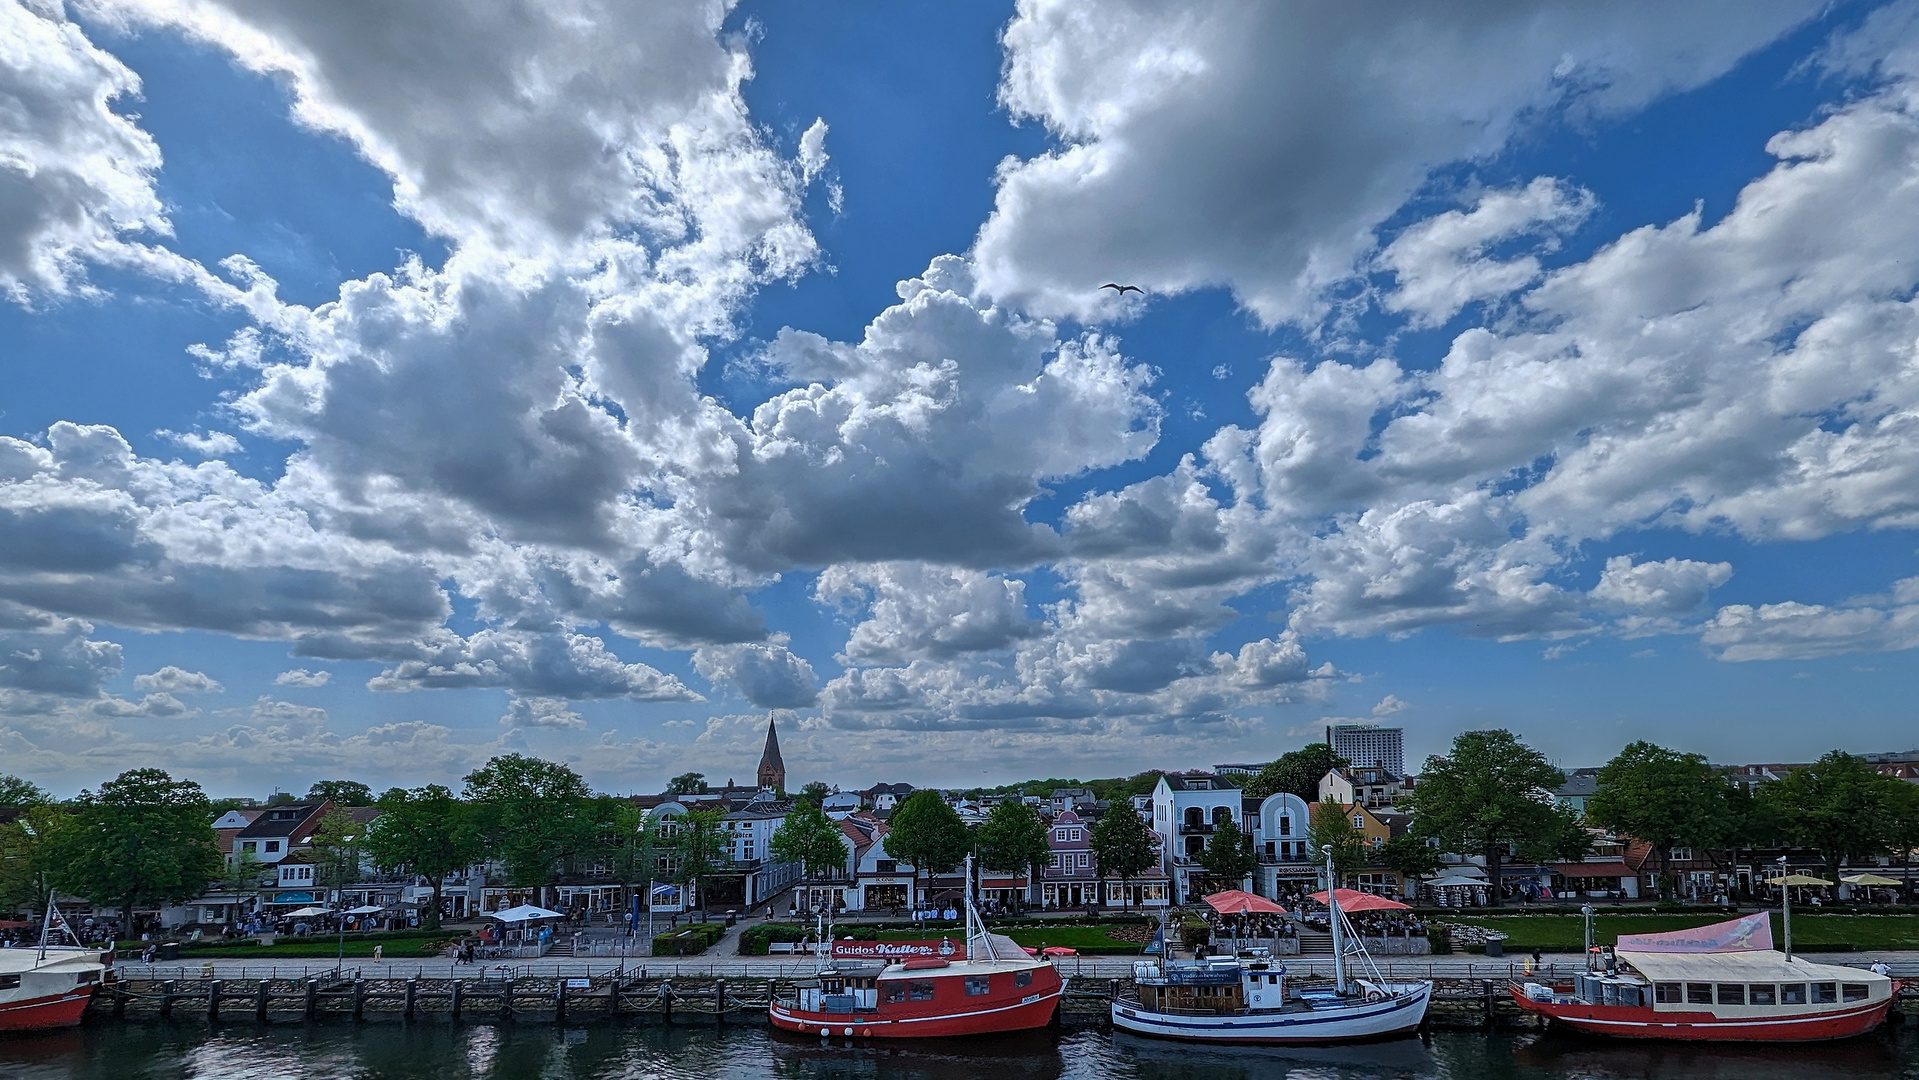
1365;990;1385;1004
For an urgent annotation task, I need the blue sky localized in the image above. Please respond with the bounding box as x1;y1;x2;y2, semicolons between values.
2;0;1916;798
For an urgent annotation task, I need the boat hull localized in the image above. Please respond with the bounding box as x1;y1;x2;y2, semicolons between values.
0;988;96;1033
771;982;1065;1038
1508;985;1894;1042
1110;984;1433;1045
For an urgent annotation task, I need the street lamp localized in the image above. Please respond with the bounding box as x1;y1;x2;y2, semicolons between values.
335;834;357;971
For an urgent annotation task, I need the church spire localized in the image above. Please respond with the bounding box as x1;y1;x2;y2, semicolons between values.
757;714;786;793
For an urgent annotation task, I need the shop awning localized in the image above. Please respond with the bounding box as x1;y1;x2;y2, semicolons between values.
1552;862;1634;879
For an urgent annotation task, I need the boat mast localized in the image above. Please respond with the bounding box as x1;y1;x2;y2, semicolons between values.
963;852;999;962
1326;848;1346;995
37;884;56;962
1777;856;1793;962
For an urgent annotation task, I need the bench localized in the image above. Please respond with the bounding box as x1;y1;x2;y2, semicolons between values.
768;943;803;954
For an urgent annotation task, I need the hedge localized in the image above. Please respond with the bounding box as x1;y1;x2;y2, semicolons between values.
739;923;813;956
652;922;726;956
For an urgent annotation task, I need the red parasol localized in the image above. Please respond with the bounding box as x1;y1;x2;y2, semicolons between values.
1202;889;1287;915
1308;888;1409;912
1040;946;1077;956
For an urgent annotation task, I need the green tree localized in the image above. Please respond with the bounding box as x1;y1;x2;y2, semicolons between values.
797;781;832;808
1091;803;1159;909
1244;744;1348;802
306;780;375;806
1308;803;1368;884
1376;833;1445;881
669;808;731;914
1401;729;1568;907
54;769;223;926
463;754;595;888
1585;742;1737;898
0;805;74;915
1758;751;1913;885
666;772;709;796
219;850;272;908
772;803;850;880
307;810;367;896
1196;818;1257;893
363;785;480;931
886;791;972;905
0;774;52;807
975;801;1051;896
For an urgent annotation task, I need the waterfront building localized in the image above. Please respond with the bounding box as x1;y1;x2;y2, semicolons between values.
1040;809;1097;908
1327;724;1405;776
1318;764;1407;811
1246;791;1316;900
1149;772;1250;903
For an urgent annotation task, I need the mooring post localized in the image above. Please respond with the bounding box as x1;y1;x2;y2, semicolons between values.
404;979;417;1019
716;980;725;1025
607;977;621;1017
499;979;513;1022
304;979;318;1020
450;979;464;1020
661;980;674;1023
207;980;222;1020
1483;980;1495;1027
556;979;567;1024
159;980;175;1018
112;982;127;1017
256;979;270;1021
352;979;365;1020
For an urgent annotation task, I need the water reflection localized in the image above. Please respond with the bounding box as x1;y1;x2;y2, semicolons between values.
0;1023;1911;1080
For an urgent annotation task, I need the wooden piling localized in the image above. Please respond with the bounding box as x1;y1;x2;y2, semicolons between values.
304;979;318;1020
556;980;567;1024
499;979;513;1022
352;980;365;1020
207;980;222;1020
450;980;463;1019
404;980;417;1019
158;981;175;1018
716;980;725;1025
606;978;621;1017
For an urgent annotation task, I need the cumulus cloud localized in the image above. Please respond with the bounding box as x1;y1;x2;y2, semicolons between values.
366;629;699;702
1591;556;1733;614
132;665;224;694
0;608;121;696
156;429;243;457
1701;578;1919;662
693;640;819;709
0;0;167;299
1377;178;1594;327
274;668;330;687
976;0;1818;324
501;695;585;730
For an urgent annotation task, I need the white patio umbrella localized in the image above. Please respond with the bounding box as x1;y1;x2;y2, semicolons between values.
282;906;329;918
1427;874;1484;888
484;904;565;923
342;905;385;915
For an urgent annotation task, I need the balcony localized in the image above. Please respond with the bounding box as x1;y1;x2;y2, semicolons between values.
1178;823;1216;835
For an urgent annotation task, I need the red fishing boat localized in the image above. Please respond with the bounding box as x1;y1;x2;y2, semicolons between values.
0;899;110;1033
770;858;1066;1038
1509;912;1899;1042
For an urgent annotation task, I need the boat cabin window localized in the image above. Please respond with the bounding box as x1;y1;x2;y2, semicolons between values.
1653;982;1682;1004
1842;983;1869;1002
1748;984;1775;1005
0;974;18;990
1685;983;1712;1005
1813;982;1837;1004
1015;970;1033;988
1780;983;1806;1004
881;983;906;1004
1715;984;1744;1006
908;980;936;1002
964;976;992;996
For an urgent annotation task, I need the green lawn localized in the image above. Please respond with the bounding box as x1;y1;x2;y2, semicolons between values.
1440;912;1919;953
873;924;1147;953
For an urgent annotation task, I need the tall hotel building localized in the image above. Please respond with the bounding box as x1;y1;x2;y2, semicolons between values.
1326;724;1405;776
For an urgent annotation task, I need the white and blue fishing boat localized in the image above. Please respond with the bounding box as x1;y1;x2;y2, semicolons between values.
1112;854;1432;1045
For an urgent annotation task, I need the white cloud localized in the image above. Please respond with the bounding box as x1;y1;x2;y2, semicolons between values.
1701;578;1919;662
0;0;167;299
501;695;585;730
274;668;330;687
692;640;819;709
132;665;224;694
976;0;1818;324
367;629;699;702
1377;177;1594;327
156;429;243;457
1590;556;1732;614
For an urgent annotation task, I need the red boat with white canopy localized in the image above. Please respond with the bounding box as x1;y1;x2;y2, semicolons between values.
1510;912;1900;1041
770;857;1066;1038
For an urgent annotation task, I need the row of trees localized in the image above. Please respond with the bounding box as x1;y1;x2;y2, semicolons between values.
0;754;742;930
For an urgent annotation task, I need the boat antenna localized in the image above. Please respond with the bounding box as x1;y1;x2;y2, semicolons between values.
964;853;1000;962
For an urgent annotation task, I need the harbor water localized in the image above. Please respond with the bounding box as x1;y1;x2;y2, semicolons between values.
3;1024;1916;1080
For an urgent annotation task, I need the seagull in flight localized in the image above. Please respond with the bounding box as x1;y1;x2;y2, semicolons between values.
1100;282;1144;296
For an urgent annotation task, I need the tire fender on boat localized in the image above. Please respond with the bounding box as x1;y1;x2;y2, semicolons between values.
1365;990;1385;1004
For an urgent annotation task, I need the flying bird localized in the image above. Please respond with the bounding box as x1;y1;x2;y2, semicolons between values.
1100;282;1144;296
